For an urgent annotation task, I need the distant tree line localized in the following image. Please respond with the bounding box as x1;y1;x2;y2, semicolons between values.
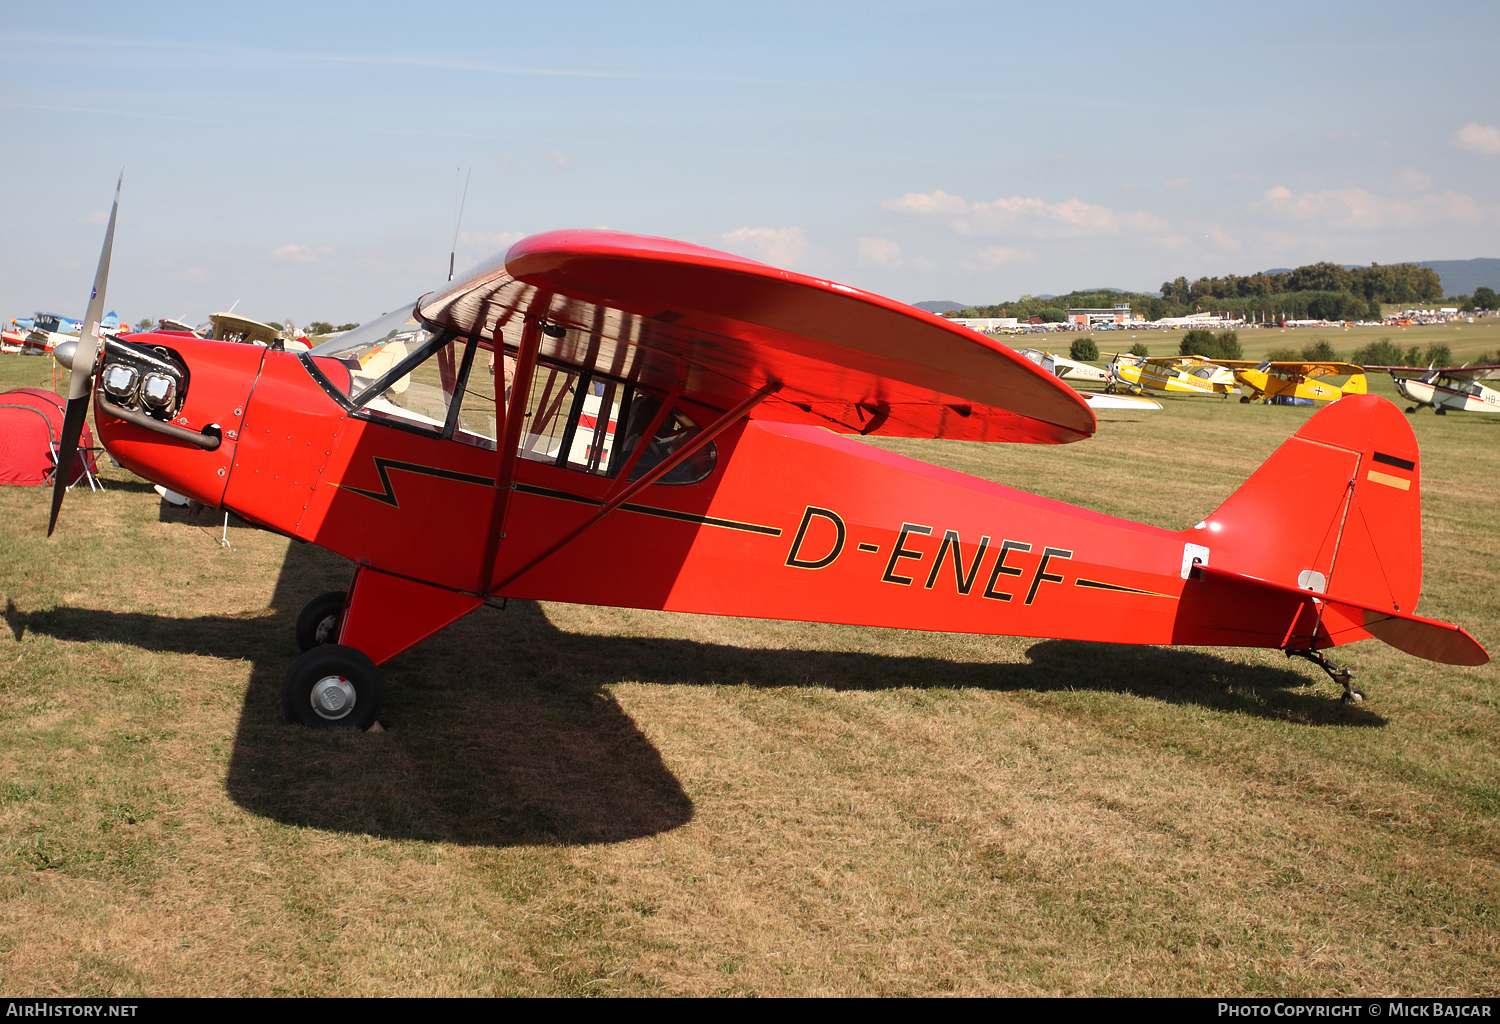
943;261;1500;324
1160;262;1442;306
307;321;361;335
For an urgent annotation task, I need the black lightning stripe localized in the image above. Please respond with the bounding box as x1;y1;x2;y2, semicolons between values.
341;457;495;508
513;483;782;536
1075;578;1175;598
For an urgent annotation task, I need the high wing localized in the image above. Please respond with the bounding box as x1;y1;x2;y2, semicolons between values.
1139;355;1209;366
1371;364;1500;381
417;230;1095;444
209;313;284;345
1213;360;1365;377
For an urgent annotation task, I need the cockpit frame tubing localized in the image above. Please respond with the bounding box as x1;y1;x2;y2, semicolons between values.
479;313;546;594
604;379;682;501
487;380;781;596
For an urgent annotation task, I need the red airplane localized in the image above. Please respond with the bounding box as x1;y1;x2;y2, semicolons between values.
51;185;1488;730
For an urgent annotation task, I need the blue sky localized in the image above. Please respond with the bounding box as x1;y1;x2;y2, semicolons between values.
3;1;1498;325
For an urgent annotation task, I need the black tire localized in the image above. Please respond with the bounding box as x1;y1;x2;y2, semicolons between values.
1239;396;1251;404
296;591;347;652
1405;407;1416;414
1434;407;1447;416
282;644;384;730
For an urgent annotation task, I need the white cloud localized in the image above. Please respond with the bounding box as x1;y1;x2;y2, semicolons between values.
1196;223;1243;252
459;230;523;250
884;189;1170;240
882;189;967;215
1257;185;1484;228
548;149;570;168
720;227;808;267
271;244;333;263
975;246;1034;265
1163;177;1193;192
856;236;901;267
1390;167;1432;193
1231;172;1263;186
74;211;109;225
1451;123;1500;155
968;196;1168;238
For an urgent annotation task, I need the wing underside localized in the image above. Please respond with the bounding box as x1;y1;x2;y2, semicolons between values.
418;230;1095;444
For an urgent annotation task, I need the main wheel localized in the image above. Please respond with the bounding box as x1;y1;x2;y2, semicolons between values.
283;644;384;730
1405;406;1416;414
296;591;347;652
1434;407;1447;415
1239;395;1251;404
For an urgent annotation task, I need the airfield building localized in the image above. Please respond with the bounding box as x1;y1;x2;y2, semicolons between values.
1066;304;1132;327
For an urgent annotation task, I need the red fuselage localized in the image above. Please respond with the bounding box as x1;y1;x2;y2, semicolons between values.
95;335;1431;669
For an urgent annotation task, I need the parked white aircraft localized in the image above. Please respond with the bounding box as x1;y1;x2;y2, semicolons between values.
1384;365;1500;415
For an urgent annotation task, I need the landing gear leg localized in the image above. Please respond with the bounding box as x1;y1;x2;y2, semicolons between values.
1286;647;1366;704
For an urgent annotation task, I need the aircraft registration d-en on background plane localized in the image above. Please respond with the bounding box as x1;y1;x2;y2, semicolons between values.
49;181;1488;730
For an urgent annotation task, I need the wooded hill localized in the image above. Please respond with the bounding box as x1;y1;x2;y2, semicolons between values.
946;261;1483;323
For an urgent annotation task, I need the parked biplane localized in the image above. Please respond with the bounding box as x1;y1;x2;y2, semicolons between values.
1106;354;1237;397
208;312;309;351
49;180;1488;730
1377;365;1500;415
1211;360;1369;405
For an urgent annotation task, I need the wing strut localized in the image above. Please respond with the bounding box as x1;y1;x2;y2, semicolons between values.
488;379;782;596
478;313;545;593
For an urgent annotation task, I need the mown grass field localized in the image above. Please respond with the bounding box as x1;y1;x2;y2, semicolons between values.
0;323;1496;996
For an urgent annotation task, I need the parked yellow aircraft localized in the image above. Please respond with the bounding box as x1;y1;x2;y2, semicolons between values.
1213;360;1368;405
1106;354;1237;396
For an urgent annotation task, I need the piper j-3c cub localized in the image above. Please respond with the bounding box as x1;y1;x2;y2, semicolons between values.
50;180;1489;729
1210;360;1369;406
1105;354;1237;397
1377;364;1500;416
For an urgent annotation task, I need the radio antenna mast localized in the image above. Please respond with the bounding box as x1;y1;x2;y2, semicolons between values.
449;166;471;282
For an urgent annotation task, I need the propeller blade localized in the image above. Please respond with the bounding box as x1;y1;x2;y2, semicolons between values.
48;171;122;537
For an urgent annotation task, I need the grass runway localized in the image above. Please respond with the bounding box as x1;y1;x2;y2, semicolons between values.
0;323;1496;996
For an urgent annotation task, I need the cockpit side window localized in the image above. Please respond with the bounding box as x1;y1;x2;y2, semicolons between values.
616;392;717;485
302;315;717;484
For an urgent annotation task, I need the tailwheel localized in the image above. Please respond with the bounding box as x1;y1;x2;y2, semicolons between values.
296;590;348;652
283;644;385;730
1285;647;1364;704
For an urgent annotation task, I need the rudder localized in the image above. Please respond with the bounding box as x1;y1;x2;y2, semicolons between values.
1187;394;1422;616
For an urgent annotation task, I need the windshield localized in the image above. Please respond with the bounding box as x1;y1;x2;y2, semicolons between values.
309;306;438;404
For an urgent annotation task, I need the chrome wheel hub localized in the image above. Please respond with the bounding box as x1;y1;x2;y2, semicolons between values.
310;675;356;720
314;614;339;645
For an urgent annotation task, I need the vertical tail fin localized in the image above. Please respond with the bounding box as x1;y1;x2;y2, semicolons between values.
1173;395;1487;665
1193;394;1421;613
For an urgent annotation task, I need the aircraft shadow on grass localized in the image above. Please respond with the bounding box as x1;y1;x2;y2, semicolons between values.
12;528;1384;848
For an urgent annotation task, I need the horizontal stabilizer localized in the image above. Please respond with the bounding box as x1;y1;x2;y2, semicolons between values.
1192;565;1488;667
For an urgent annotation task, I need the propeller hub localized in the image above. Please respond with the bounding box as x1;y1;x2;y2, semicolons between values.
310;675;357;720
53;339;78;371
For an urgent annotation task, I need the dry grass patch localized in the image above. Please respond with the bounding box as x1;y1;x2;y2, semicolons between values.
0;358;1496;995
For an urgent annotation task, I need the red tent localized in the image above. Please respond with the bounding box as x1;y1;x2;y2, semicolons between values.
0;388;99;486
